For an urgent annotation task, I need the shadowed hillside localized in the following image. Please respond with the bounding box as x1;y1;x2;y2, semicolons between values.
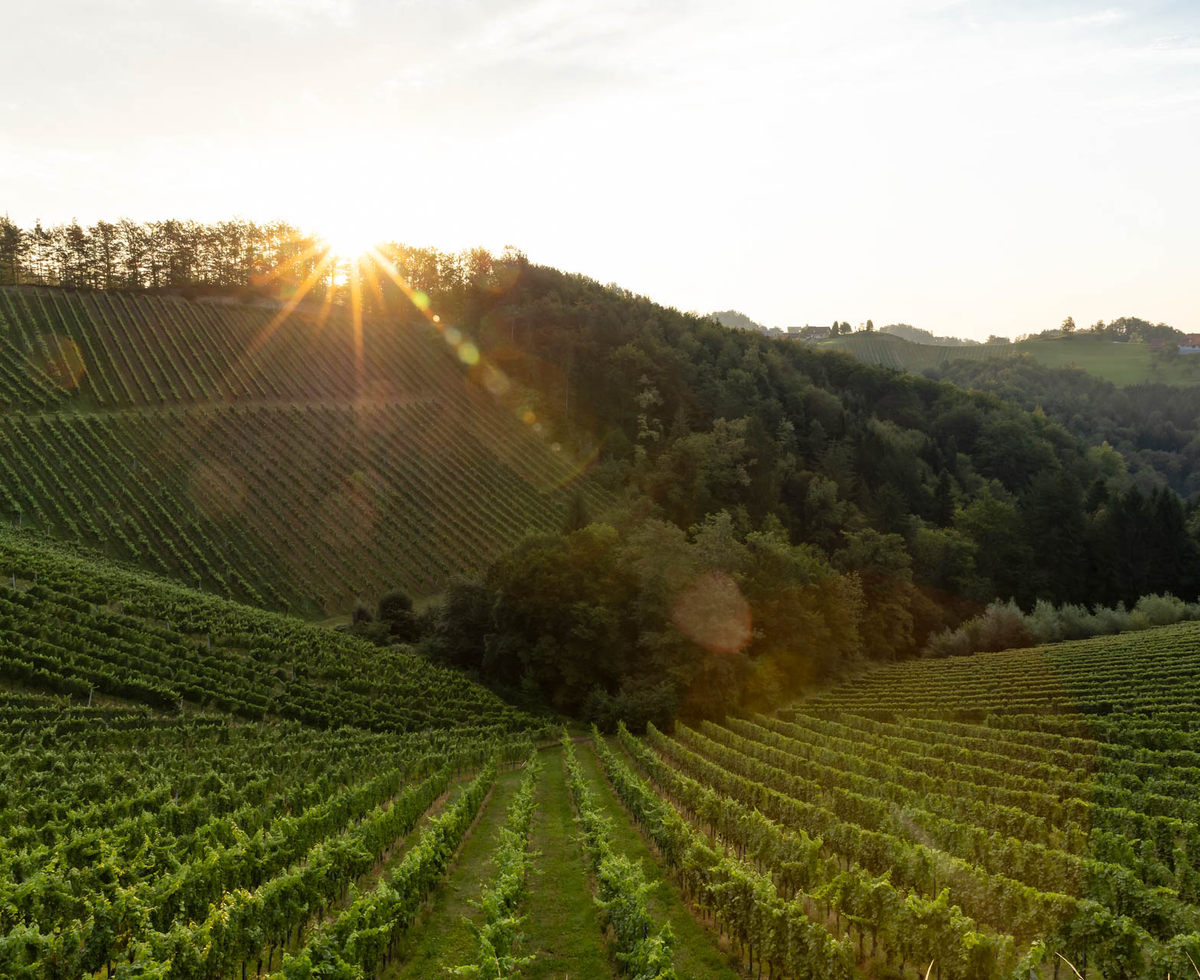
0;286;608;613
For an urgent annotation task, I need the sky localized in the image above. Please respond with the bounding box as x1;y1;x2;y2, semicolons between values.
3;0;1198;339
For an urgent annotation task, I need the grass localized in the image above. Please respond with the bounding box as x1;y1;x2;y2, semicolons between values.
825;332;1200;387
1012;336;1196;385
299;780;467;956
521;745;614;980
387;747;626;980
574;740;742;980
387;766;526;979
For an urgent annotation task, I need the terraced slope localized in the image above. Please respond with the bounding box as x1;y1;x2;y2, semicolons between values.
0;286;608;612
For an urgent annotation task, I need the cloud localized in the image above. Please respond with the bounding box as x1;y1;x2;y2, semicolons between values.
1057;8;1127;29
212;0;354;28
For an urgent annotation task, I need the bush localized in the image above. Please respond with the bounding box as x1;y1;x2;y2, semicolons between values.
1025;599;1064;644
921;592;1200;658
1055;603;1094;640
1134;593;1188;627
924;627;974;659
1090;603;1130;635
378;588;421;642
975;600;1033;652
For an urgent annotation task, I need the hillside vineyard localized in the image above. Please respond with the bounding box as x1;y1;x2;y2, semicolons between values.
0;286;606;612
3;515;1200;978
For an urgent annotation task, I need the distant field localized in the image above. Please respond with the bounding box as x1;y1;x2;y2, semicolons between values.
0;286;608;612
825;331;1200;386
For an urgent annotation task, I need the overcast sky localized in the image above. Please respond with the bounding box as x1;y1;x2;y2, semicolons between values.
3;0;1198;338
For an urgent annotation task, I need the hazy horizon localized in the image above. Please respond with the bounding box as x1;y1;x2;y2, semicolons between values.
4;0;1198;340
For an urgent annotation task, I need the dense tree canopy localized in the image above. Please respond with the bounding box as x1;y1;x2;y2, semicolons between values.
404;252;1200;724
925;356;1200;498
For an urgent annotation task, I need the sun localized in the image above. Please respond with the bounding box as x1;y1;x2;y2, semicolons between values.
320;218;383;261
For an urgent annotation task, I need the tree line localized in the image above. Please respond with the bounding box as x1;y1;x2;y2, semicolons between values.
0;215;327;291
0;215;509;318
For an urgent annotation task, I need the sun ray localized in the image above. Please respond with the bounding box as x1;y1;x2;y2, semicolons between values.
312;273;339;339
241;249;336;366
361;256;386;313
348;255;365;402
249;239;327;287
367;244;441;328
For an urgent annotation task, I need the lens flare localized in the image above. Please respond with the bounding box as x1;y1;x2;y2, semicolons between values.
672;571;753;654
188;461;248;522
30;335;86;390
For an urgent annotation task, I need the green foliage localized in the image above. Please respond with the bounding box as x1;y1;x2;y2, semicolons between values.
925;593;1200;658
0;524;543;734
453;751;541;980
377;589;421;643
280;762;498;980
561;734;678;979
927;356;1200;497
429;514;867;728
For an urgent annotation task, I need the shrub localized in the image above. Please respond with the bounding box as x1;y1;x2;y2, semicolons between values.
1025;599;1064;644
378;588;421;642
922;593;1200;657
974;600;1033;652
1134;593;1188;627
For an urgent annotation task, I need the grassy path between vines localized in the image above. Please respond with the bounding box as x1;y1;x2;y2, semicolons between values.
520;745;613;980
576;739;742;980
286;778;467;963
386;764;526;978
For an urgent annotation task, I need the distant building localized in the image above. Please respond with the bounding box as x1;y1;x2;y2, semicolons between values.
1149;335;1200;354
786;325;832;342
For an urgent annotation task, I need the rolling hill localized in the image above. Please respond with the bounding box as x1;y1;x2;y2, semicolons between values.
0;286;608;613
5;518;1200;978
826;331;1200;386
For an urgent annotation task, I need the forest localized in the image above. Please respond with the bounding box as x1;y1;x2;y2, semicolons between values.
924;356;1200;498
418;264;1200;723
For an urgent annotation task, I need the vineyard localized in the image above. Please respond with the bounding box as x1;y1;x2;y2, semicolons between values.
822;333;1004;372
0;286;608;612
4;511;1200;979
